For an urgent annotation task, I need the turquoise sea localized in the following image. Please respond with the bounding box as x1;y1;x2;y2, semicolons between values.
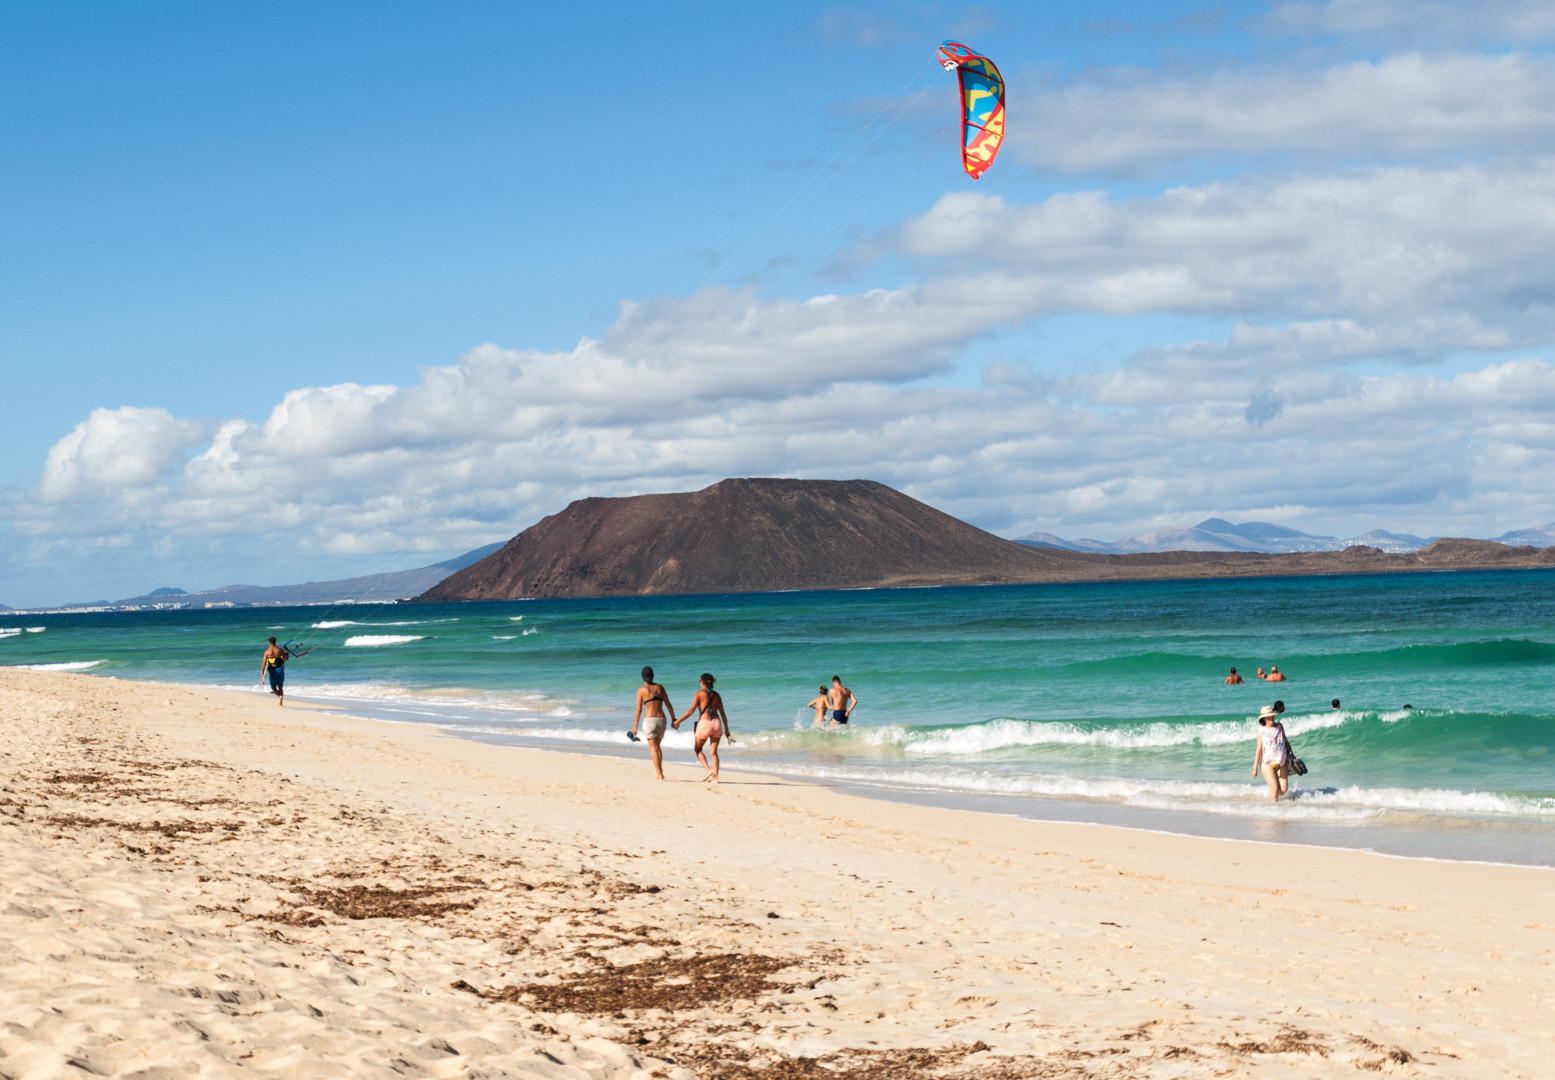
5;570;1554;865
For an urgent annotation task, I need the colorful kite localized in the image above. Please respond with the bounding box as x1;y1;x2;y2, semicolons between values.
938;40;1005;180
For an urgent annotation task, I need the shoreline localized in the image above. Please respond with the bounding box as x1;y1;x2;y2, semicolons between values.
15;668;1555;870
27;669;1555;868
5;665;1555;1077
268;684;1555;869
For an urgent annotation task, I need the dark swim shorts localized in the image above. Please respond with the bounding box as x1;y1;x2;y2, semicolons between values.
832;709;848;724
268;665;285;691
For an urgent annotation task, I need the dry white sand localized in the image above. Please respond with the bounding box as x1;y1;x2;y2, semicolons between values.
2;667;1552;1079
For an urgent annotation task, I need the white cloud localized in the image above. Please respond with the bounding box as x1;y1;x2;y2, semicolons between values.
865;162;1555;360
1007;52;1555;175
10;333;1555;603
39;407;206;502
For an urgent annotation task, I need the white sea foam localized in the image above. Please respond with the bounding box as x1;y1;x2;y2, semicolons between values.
25;627;45;633
752;762;1555;822
342;634;426;647
509;616;525;622
17;661;103;672
493;635;517;640
768;710;1366;756
0;629;21;638
312;620;432;629
284;680;560;715
521;629;538;636
433;719;1554;823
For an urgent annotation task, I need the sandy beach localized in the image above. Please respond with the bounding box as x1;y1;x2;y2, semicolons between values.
2;667;1552;1079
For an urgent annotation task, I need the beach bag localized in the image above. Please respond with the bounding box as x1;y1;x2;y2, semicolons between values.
1279;722;1307;776
1287;741;1308;776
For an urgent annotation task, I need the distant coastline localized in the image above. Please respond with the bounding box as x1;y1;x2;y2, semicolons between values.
13;481;1555;613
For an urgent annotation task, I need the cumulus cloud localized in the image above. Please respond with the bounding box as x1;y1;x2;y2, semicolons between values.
9;332;1555;602
858;162;1555;361
1008;52;1555;175
40;407;207;502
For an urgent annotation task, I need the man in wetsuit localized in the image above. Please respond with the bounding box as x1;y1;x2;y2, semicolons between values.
260;637;290;706
828;676;857;727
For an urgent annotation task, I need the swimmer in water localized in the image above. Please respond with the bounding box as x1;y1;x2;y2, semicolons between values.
1225;667;1244;685
1266;666;1287;682
805;685;830;728
828;676;857;727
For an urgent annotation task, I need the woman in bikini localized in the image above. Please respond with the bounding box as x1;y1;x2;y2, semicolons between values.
631;666;675;780
806;685;830;728
675;672;735;783
1251;704;1290;801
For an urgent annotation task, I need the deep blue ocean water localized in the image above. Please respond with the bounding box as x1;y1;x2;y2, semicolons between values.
6;569;1553;863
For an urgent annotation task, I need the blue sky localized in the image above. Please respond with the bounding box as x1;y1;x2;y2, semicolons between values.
6;1;1555;606
1;0;1250;472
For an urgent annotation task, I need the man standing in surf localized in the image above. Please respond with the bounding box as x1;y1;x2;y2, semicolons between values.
828;676;857;727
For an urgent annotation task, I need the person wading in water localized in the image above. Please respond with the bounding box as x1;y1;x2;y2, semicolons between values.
827;676;858;727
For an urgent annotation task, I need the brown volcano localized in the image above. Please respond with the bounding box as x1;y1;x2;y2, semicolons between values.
415;478;1555;601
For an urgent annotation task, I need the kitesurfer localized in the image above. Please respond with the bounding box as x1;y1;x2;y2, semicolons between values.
260;637;289;706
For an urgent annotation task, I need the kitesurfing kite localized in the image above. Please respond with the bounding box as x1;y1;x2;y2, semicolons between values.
938;40;1005;180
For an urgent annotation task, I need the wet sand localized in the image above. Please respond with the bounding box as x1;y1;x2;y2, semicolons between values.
2;667;1552;1078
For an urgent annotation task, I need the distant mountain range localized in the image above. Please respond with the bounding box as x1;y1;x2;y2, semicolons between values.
1016;518;1555;555
10;502;1555;613
14;542;505;614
